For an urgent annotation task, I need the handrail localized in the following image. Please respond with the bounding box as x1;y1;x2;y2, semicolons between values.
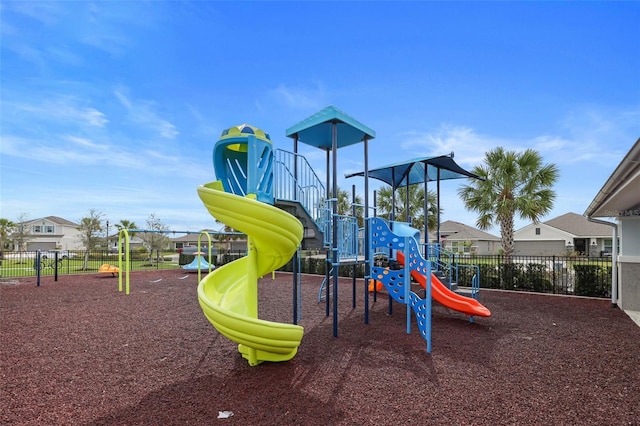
273;149;361;260
273;149;326;225
421;243;481;295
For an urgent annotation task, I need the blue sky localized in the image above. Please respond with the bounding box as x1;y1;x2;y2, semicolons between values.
1;1;639;236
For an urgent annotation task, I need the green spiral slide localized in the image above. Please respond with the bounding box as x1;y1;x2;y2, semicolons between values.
196;181;304;366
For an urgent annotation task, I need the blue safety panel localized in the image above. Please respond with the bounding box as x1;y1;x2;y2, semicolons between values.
213;133;274;204
369;217;431;341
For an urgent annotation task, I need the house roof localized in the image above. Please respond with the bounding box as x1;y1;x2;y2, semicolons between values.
542;212;613;237
171;231;218;242
585;137;640;218
171;230;245;242
24;216;79;226
437;220;500;241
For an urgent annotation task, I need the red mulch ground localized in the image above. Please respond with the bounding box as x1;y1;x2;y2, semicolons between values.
1;271;639;425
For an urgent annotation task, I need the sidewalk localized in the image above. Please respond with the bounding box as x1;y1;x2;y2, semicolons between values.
624;310;640;328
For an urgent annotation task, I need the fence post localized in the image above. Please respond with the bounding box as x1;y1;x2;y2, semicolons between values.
36;250;41;287
54;251;59;282
552;255;556;293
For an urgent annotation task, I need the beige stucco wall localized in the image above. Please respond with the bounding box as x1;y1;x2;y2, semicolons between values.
514;240;566;256
619;260;640;312
515;224;571;242
618;218;640;311
620;219;640;256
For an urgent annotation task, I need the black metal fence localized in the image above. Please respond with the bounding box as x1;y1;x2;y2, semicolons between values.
1;251;613;299
279;254;613;299
0;250;252;280
453;255;612;298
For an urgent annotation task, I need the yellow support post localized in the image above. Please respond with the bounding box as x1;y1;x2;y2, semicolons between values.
118;229;131;295
197;231;214;282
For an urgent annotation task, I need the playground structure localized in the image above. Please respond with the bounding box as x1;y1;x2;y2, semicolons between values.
98;264;119;276
115;228;219;294
197;125;304;366
182;253;214;273
194;106;490;366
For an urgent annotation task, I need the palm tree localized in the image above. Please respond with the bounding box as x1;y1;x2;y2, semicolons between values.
219;224;237;254
376;184;440;232
336;187;364;226
458;147;559;258
115;219;138;238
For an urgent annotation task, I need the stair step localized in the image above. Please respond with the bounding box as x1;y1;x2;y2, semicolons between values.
455;287;480;301
274;199;324;250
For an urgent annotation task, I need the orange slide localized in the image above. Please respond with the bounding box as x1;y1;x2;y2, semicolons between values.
396;252;491;318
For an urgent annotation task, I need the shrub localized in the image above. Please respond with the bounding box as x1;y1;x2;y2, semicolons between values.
479;264;500;289
524;263;552;293
573;264;610;297
499;262;524;290
456;266;477;287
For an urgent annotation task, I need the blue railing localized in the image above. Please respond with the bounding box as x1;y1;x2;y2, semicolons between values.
273;149;325;225
273;149;359;260
422;243;481;297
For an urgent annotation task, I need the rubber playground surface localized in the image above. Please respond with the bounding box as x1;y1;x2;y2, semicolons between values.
2;271;640;425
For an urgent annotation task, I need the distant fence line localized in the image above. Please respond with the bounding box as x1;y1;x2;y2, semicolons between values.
1;251;612;299
280;254;613;298
0;250;247;279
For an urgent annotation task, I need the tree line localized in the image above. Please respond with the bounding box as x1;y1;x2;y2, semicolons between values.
0;210;170;271
336;147;558;259
2;147;558;263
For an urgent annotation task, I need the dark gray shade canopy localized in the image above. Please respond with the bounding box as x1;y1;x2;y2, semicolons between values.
346;154;481;187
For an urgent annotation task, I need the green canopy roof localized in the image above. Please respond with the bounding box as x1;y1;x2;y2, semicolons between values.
285;105;375;150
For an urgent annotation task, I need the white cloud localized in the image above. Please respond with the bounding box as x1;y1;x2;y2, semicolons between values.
114;90;132;109
398;105;639;171
7;1;63;26
63;135;100;148
1;133;159;171
114;88;179;140
0;135;30;157
399;125;511;167
267;82;327;110
84;109;109;128
81;32;130;57
11;96;108;128
558;105;640;163
186;104;220;139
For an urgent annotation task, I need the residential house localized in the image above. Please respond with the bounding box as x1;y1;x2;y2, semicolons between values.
435;220;501;255
585;137;640;313
14;216;83;251
171;231;247;253
107;235;146;253
514;212;614;256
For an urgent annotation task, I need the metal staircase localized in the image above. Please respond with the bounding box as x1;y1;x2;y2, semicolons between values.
273;149;326;249
273;148;362;257
426;244;482;300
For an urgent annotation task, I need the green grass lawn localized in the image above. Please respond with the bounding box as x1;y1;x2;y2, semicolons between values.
0;254;181;278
